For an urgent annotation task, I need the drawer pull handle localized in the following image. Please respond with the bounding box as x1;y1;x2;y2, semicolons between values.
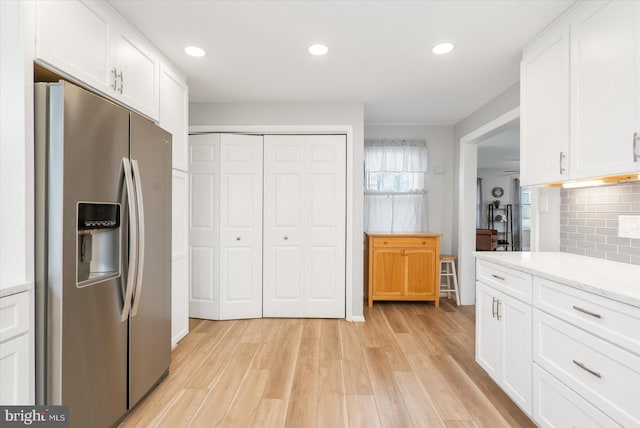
572;305;601;319
496;300;501;321
491;274;505;281
572;360;601;379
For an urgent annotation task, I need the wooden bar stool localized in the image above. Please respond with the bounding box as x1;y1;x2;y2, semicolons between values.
439;254;460;305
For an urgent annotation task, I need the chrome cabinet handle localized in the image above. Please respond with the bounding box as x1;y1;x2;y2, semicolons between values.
119;71;124;94
496;300;501;321
634;132;639;162
491;274;505;281
111;68;118;91
492;297;497;319
131;159;145;317
559;151;565;174
120;158;137;322
572;305;602;319
573;360;601;378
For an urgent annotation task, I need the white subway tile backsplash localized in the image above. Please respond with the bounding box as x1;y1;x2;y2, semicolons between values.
561;182;640;265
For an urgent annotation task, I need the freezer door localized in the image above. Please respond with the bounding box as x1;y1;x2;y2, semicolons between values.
38;82;130;428
128;113;172;407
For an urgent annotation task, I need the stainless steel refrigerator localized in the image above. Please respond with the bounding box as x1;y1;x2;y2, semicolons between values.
35;81;172;428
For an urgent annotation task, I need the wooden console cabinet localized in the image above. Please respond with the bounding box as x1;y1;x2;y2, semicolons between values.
366;233;441;307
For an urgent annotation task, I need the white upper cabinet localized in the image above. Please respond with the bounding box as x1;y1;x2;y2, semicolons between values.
520;0;640;186
570;0;640;179
521;25;570;186
112;26;159;120
35;0;111;93
35;0;160;120
159;64;188;171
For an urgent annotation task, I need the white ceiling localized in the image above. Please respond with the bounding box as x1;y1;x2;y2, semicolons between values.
109;0;574;125
477;124;520;171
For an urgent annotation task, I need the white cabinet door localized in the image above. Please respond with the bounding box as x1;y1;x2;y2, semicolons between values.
570;0;640;179
112;26;159;120
219;134;263;320
476;282;502;380
501;292;533;415
160;64;188;172
263;135;346;318
0;334;30;404
35;0;112;93
520;24;570;186
189;134;220;320
171;169;189;346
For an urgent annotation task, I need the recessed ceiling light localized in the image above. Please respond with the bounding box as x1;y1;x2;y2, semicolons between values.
184;46;206;58
308;44;329;56
432;42;455;55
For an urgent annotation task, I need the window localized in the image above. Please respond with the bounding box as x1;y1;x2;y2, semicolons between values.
364;139;428;233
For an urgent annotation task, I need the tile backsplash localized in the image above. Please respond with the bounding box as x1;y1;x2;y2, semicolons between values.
560;183;640;265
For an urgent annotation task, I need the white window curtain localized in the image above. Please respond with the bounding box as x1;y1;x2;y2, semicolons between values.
364;139;428;233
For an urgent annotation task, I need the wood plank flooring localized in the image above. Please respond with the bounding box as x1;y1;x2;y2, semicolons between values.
119;299;535;428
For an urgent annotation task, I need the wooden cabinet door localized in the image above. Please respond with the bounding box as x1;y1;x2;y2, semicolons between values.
520;23;570;186
371;249;404;297
570;0;640;179
404;248;437;297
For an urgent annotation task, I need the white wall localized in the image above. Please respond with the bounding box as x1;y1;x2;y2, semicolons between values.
189;102;365;320
477;168;517;229
364;124;455;254
452;83;520;257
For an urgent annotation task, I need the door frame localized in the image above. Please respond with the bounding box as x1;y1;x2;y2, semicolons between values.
190;125;357;321
457;107;520;305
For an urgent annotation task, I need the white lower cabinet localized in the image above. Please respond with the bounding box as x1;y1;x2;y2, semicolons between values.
476;257;640;427
476;280;532;415
0;291;32;404
171;169;189;346
533;364;620;428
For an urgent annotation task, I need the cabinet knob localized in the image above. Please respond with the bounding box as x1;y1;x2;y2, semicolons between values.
383;241;388;245
422;241;426;245
236;236;241;241
284;236;288;240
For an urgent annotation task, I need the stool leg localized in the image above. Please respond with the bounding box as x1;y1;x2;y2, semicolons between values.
451;260;460;306
445;262;452;299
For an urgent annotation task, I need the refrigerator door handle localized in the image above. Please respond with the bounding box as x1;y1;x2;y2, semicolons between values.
130;159;145;316
121;157;138;322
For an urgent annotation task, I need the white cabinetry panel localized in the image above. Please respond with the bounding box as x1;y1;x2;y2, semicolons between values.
0;334;30;404
570;0;640;179
35;0;110;93
263;135;346;318
171;169;189;346
160;65;188;171
520;24;570;186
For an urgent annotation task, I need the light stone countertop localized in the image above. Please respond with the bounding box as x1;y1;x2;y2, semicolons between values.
474;252;640;308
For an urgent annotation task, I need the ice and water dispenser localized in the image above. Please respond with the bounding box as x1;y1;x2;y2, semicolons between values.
77;203;121;286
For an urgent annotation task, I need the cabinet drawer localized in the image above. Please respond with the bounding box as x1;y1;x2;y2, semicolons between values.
534;276;640;355
372;237;436;249
533;363;621;428
0;292;30;343
476;260;532;304
534;310;640;427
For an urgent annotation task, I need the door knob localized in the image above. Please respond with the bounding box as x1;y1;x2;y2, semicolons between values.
284;236;288;240
236;236;241;241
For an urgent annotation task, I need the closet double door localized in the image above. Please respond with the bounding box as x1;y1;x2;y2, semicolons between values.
189;133;346;320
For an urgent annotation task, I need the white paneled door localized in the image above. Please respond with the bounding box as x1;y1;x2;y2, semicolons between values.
219;135;263;319
189;134;220;319
263;135;346;318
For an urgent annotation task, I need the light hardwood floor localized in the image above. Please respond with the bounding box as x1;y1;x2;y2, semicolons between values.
119;299;535;428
